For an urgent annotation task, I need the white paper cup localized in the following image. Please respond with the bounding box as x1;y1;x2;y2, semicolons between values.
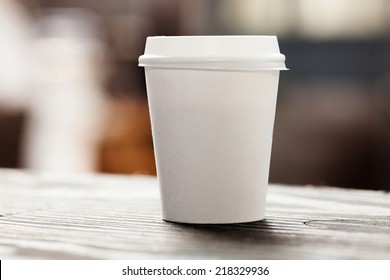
139;36;287;224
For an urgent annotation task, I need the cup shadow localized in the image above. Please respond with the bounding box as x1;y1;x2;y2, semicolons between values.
161;219;292;259
165;218;281;243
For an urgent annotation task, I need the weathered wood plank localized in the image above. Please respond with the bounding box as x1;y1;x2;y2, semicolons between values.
0;168;389;259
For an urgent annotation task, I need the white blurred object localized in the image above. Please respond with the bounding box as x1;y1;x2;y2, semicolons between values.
0;0;31;110
217;0;389;39
23;8;107;172
298;0;389;39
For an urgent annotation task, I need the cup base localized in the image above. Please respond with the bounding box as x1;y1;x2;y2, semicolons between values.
161;214;265;225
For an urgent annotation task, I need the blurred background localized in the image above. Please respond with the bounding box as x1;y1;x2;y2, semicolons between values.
0;0;389;190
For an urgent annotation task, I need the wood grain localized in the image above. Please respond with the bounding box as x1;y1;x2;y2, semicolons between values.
0;169;389;259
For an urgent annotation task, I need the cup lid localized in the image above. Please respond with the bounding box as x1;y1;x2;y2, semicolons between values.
139;36;287;71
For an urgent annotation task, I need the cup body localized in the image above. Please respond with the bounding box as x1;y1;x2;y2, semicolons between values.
140;36;286;224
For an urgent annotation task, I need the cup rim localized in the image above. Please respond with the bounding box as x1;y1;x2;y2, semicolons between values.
139;35;287;71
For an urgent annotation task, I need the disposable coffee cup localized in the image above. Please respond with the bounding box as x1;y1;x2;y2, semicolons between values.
139;36;287;224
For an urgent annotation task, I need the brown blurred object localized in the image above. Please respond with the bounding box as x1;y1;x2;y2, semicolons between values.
270;80;386;189
98;96;156;175
0;111;25;168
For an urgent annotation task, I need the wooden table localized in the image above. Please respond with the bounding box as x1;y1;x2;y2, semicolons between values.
0;168;389;259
